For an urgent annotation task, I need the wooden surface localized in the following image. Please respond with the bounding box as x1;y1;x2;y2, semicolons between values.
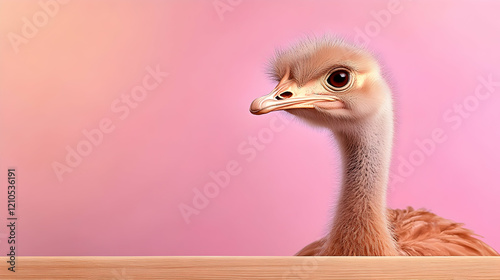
0;256;499;279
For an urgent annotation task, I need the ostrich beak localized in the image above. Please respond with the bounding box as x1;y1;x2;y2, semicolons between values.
250;84;340;115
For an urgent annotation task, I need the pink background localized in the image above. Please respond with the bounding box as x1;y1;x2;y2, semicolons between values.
1;0;499;256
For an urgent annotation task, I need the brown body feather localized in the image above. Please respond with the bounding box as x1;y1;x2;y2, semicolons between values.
297;207;499;256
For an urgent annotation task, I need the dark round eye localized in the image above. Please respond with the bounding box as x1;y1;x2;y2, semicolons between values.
327;69;350;89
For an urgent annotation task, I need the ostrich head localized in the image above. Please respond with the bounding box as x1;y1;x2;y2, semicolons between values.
249;37;500;257
250;37;392;134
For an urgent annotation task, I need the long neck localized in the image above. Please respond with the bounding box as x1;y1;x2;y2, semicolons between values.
323;108;399;256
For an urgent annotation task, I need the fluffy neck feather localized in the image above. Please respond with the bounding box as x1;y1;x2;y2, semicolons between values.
322;107;398;256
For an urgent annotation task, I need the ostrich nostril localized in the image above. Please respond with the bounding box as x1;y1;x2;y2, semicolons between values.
276;91;293;100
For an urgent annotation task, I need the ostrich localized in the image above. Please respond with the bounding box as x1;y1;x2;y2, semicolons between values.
249;37;499;256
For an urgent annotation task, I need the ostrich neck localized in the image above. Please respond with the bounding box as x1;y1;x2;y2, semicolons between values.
324;110;398;255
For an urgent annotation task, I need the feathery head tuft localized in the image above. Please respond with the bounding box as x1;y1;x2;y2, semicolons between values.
267;36;377;86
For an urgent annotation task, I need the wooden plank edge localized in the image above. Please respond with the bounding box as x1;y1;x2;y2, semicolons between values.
0;256;499;279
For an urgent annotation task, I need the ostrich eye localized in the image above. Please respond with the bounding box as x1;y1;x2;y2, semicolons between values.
327;69;350;89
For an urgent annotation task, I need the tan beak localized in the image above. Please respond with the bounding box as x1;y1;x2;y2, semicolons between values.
250;82;340;115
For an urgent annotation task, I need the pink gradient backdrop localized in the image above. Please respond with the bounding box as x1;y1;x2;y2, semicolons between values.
0;0;499;256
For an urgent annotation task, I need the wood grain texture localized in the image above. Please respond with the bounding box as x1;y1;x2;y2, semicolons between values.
0;256;499;279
